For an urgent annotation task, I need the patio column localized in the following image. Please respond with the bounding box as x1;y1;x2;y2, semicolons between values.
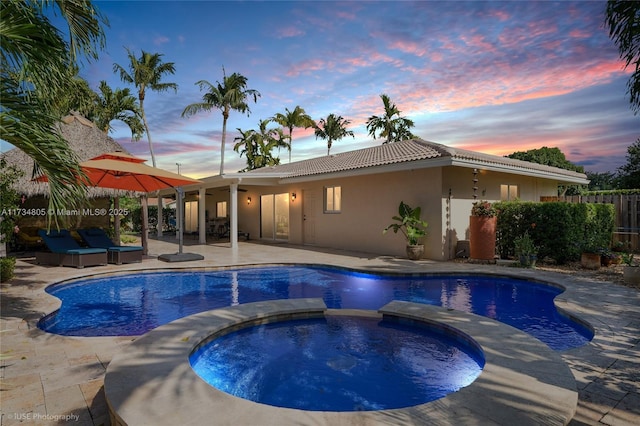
198;187;206;244
230;183;238;249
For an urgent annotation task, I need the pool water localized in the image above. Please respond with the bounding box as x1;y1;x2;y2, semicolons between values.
39;265;593;350
190;315;485;411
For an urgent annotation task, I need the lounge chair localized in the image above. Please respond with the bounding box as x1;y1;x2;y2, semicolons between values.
15;227;45;250
77;228;143;265
36;229;108;268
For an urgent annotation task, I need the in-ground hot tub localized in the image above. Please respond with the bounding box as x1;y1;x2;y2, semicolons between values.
190;312;485;411
105;299;578;426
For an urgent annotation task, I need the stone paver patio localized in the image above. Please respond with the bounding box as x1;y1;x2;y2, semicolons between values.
1;238;639;425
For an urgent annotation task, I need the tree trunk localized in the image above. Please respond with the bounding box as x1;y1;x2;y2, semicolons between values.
289;127;293;163
220;109;229;175
140;102;162;237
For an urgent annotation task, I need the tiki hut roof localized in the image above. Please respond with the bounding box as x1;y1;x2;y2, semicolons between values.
1;112;138;198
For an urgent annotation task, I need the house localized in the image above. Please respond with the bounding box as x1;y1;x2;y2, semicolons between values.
172;139;588;261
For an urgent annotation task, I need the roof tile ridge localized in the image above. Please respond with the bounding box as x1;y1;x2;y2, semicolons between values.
412;138;455;157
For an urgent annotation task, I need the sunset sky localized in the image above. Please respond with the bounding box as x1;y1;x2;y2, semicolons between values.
7;0;638;178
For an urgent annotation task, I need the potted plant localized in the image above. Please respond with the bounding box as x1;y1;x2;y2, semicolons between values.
469;200;497;261
383;201;428;260
514;232;537;268
580;236;601;270
621;253;640;285
598;248;621;267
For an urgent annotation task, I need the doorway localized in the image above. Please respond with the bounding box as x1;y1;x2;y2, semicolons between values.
303;189;317;245
260;193;289;240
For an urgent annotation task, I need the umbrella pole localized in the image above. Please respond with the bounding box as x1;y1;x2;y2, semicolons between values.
114;197;121;246
177;187;184;254
141;195;149;256
158;189;203;262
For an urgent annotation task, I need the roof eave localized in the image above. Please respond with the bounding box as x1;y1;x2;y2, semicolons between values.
450;158;590;185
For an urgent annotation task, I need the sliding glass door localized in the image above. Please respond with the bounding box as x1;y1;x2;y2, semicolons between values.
260;193;289;240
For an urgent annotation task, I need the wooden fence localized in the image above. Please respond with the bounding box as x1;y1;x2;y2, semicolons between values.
541;194;640;251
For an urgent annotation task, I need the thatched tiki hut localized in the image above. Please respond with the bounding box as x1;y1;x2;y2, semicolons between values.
1;112;140;235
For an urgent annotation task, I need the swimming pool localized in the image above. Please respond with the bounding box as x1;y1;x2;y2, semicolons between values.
190;314;485;411
39;265;593;350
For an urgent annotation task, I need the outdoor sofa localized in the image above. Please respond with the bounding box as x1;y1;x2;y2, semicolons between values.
36;229;108;268
77;228;143;265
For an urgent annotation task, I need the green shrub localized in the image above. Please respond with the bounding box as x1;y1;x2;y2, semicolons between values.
130;206;175;232
495;201;614;264
121;235;137;244
0;257;16;282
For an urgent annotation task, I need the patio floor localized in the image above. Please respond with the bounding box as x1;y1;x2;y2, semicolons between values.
1;237;639;425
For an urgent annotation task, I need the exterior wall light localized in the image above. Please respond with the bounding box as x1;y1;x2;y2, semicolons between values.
247;197;251;205
291;193;296;202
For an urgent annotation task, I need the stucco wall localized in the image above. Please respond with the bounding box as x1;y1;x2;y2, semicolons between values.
239;169;444;259
441;166;562;259
198;165;565;261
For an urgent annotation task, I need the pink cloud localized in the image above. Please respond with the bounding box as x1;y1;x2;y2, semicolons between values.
336;11;356;20
153;35;170;45
285;58;330;77
388;40;428;57
455;124;629;172
569;29;591;39
486;10;510;22
276;26;305;39
460;34;497;53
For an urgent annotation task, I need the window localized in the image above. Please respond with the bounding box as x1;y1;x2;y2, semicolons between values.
216;201;227;218
324;186;341;213
500;184;519;201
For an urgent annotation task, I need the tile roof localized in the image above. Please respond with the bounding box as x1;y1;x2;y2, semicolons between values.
242;139;587;183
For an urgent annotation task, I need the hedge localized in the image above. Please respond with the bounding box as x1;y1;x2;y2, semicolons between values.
494;201;614;264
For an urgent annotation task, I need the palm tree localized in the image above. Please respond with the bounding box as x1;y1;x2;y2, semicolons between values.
366;94;415;144
606;0;640;115
181;68;260;175
50;66;98;119
271;106;315;163
113;49;177;167
92;81;144;141
234;119;290;171
233;128;259;171
1;0;107;222
314;114;355;155
113;49;177;236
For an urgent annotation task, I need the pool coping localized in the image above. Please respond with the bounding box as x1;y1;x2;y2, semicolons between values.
104;299;577;426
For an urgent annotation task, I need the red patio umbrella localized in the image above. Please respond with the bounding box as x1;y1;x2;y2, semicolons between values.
35;152;200;191
36;152;202;257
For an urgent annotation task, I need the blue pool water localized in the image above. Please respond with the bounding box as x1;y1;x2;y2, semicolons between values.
39;265;593;350
190;315;485;411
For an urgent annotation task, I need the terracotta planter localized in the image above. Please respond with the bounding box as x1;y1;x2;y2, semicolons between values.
601;256;622;267
406;244;425;260
580;253;601;270
469;216;497;260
